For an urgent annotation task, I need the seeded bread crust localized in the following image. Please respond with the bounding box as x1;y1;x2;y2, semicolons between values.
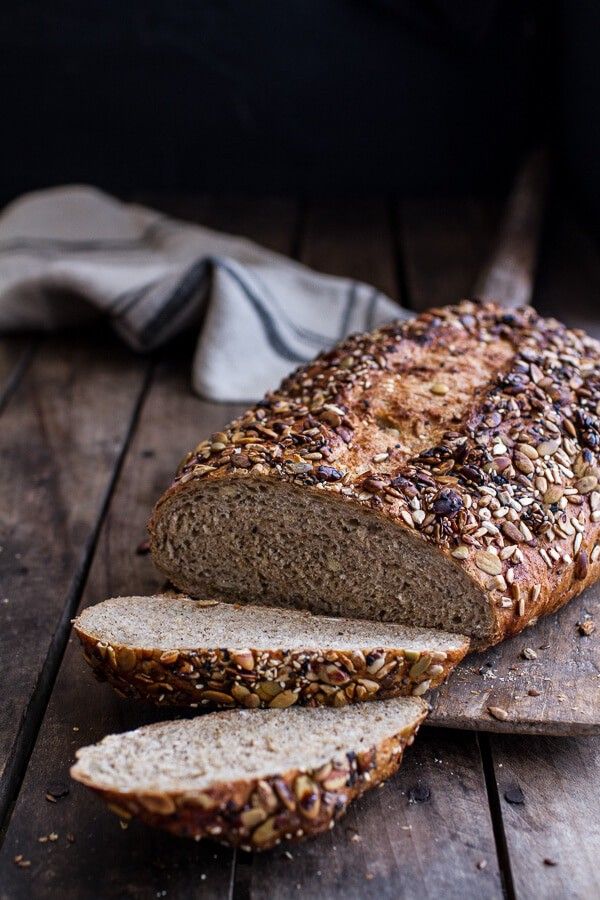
149;301;600;648
73;597;468;710
71;705;427;850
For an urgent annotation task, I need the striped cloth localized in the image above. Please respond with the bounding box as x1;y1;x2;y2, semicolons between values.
0;186;406;401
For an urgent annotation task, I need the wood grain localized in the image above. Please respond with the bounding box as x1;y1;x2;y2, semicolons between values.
429;585;600;734
0;358;241;900
487;732;600;898
0;333;149;821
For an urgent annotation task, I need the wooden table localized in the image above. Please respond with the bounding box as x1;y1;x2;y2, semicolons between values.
0;194;599;899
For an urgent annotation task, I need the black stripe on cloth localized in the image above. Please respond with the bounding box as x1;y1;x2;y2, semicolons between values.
135;260;210;348
214;259;313;363
246;265;339;349
108;280;164;317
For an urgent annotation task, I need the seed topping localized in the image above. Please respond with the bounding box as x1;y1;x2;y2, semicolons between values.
169;300;600;630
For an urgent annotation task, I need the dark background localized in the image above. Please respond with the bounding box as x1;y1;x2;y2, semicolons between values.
1;0;598;218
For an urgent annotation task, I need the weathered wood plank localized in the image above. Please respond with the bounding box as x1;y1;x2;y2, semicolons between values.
429;589;600;734
239;199;503;898
397;196;500;309
0;332;150;822
488;733;600;898
0;357;241;899
0;196;297;898
246;728;502;900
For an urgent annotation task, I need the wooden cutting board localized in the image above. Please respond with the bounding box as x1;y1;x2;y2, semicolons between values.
428;579;600;735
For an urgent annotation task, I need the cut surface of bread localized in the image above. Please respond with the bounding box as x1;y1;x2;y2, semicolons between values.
154;479;490;635
74;594;469;709
150;302;600;648
71;698;427;849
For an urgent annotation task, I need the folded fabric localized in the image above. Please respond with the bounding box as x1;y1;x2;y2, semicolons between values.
0;186;406;401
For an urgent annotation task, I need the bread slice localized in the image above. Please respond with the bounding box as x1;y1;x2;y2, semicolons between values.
73;594;469;709
71;697;427;849
149;301;600;649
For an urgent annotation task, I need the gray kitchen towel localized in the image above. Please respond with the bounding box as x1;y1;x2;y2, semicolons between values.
0;185;406;401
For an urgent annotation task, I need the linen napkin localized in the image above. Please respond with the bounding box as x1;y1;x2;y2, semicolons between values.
0;186;406;401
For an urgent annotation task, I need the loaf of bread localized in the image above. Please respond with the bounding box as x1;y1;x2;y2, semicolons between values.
149;301;600;648
73;594;469;708
71;698;427;849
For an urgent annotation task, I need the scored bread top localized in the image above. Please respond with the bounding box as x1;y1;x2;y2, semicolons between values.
74;595;469;653
71;698;427;794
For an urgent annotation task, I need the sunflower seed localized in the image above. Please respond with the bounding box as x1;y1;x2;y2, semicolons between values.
475;550;503;576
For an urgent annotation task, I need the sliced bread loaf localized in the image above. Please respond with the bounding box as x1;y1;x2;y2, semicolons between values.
73;594;469;709
71;697;427;849
149;301;600;648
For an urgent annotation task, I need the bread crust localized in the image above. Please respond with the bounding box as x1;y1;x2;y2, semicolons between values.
149;301;600;648
70;708;427;850
74;608;468;710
